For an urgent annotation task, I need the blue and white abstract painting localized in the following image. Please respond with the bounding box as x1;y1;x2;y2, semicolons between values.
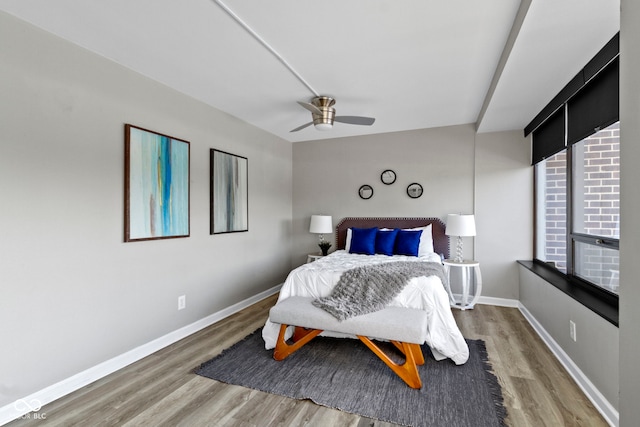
211;149;248;234
126;125;190;241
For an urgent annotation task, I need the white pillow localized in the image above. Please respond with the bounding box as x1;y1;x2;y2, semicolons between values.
345;228;352;252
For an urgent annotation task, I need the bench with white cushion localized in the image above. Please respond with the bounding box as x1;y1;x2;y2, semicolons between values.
269;296;429;389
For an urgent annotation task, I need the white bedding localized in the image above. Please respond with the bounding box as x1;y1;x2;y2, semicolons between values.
262;250;470;365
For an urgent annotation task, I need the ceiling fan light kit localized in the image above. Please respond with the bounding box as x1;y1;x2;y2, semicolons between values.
315;123;333;131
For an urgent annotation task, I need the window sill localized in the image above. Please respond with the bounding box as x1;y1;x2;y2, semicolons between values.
517;260;619;327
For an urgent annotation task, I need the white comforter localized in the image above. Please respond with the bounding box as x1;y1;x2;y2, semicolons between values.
262;250;469;365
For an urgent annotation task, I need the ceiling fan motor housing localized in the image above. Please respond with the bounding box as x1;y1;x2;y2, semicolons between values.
312;96;336;129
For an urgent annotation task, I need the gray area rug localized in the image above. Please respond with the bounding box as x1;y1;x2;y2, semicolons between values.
196;329;507;427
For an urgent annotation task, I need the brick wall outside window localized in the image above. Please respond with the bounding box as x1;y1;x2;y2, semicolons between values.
580;123;620;238
542;122;620;292
543;152;567;272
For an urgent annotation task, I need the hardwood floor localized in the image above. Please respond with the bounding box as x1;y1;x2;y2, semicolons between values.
8;294;608;427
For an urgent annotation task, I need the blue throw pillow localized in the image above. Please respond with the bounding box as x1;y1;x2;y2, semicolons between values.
349;227;378;255
375;228;399;256
394;230;423;256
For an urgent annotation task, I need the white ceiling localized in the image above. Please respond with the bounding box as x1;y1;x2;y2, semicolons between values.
0;0;620;142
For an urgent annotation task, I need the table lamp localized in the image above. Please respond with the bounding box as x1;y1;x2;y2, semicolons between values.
446;214;476;263
309;215;333;255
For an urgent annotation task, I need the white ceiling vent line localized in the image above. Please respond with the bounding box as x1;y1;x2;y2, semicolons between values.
213;0;319;97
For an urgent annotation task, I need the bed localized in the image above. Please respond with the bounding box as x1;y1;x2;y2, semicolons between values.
261;217;469;365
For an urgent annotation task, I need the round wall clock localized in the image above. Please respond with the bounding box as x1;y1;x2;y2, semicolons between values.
381;169;396;185
407;183;423;199
358;184;374;199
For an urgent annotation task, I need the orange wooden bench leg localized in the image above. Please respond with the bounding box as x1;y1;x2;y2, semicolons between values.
391;340;425;366
292;326;314;342
358;336;423;389
273;324;323;361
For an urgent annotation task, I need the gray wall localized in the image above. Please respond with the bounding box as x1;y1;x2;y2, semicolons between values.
619;1;640;425
292;125;532;301
0;12;292;407
476;131;533;300
519;267;619;411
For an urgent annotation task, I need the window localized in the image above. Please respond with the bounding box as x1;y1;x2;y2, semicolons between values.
571;123;620;293
528;34;619;317
572;123;620;241
534;122;619;295
535;151;567;273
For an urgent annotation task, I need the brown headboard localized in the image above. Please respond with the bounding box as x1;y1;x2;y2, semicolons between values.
335;217;449;259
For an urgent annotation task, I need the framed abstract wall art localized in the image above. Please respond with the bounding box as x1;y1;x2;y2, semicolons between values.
124;124;190;242
210;149;248;234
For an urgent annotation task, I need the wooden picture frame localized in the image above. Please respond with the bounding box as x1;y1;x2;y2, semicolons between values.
124;124;190;242
210;149;248;234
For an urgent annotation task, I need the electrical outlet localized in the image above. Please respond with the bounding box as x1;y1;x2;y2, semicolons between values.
569;320;577;342
178;295;186;310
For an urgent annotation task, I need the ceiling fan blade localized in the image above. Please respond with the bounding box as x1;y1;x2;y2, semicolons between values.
297;101;323;115
334;116;376;126
290;121;314;132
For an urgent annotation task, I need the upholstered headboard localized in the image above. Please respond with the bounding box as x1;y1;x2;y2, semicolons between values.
335;217;449;259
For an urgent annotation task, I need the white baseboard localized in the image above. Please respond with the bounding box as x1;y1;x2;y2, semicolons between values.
0;284;282;426
518;303;619;427
449;293;519;309
477;295;519;308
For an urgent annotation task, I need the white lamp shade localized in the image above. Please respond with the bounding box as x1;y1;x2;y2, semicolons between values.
309;215;333;234
445;214;476;237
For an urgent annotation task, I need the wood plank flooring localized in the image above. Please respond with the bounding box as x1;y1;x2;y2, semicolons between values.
8;294;608;426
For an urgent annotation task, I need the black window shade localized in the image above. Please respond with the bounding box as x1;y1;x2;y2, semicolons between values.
532;108;565;164
567;58;619;145
528;33;618;165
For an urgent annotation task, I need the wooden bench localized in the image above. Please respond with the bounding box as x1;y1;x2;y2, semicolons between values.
268;296;429;389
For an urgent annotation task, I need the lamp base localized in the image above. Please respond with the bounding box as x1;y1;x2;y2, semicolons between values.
453;236;464;263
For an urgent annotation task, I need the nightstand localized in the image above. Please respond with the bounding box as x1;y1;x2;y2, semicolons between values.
442;260;482;310
306;254;324;263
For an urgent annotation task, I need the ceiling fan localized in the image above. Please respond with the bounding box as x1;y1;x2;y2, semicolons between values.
290;96;376;132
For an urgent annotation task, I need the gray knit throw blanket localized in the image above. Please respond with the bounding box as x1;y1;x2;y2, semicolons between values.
312;261;448;321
